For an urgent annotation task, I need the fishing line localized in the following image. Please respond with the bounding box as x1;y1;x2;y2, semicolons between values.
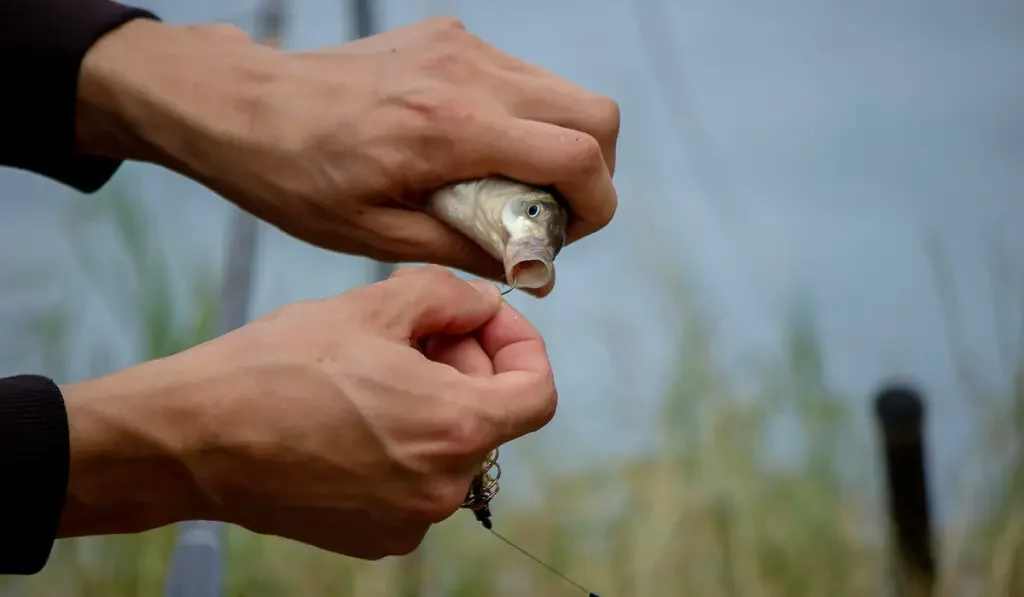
486;527;601;597
463;450;601;596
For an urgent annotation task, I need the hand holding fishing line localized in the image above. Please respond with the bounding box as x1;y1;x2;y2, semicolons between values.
59;266;556;558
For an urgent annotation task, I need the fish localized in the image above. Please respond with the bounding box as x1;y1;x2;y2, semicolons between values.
425;177;570;292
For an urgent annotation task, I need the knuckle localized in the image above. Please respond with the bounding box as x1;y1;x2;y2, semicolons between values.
594;187;618;231
412;267;460;298
455;30;489;53
554;133;618;232
592;94;621;143
425;16;466;31
403;273;437;303
411;479;464;522
392;264;455;286
208;23;251;42
420;47;480;83
420;263;458;281
433;270;474;301
390;265;423;280
446;407;492;452
191;23;250;44
537;377;559;427
515;373;558;435
403;90;479;128
559;133;604;174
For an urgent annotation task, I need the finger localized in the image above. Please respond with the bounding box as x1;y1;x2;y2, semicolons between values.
476;301;549;377
454;115;618;246
438;35;620;175
498;72;620;175
423;334;494;377
393;297;556;443
421;278;497;377
470;301;557;441
384;267;502;341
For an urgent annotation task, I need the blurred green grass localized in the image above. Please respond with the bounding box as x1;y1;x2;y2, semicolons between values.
2;185;1021;596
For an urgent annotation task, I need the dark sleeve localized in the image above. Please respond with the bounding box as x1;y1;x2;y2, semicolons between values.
0;0;159;193
0;375;70;575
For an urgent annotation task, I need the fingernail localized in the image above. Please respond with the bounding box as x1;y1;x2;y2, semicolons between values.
468;280;501;299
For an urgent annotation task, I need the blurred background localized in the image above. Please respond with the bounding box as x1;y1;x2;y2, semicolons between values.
1;0;1023;595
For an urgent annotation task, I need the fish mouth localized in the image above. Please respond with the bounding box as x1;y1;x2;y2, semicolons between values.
503;239;556;290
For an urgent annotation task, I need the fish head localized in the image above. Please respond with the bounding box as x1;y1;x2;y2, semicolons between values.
499;189;568;290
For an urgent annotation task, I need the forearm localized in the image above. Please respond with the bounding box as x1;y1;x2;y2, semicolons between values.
0;0;158;192
0;0;275;196
74;18;281;187
58;359;214;537
0;360;215;575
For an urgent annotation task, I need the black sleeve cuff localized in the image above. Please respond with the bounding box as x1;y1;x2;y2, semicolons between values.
0;0;160;193
0;375;70;575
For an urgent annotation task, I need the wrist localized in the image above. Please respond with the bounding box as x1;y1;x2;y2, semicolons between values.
75;18;273;168
74;18;165;160
58;358;216;537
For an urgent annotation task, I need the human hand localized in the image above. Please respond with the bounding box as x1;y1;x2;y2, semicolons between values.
76;17;619;287
59;266;557;559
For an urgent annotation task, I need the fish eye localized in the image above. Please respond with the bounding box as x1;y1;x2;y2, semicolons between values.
526;203;542;217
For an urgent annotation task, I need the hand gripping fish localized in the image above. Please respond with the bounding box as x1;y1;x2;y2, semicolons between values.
424;177;570;293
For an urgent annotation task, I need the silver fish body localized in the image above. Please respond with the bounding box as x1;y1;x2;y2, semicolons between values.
425;177;569;290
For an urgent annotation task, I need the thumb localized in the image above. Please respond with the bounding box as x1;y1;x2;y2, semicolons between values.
385;266;502;341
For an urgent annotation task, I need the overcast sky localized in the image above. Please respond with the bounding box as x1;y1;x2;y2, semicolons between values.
2;0;1022;523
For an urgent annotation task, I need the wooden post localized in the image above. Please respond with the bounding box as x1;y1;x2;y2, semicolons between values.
874;383;937;597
